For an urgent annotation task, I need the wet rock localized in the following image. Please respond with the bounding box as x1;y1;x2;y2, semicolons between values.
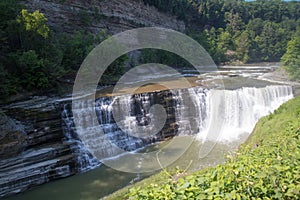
0;97;79;198
0;145;76;197
0;88;192;197
0;111;26;159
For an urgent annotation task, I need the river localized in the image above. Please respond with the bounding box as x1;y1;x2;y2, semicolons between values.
3;63;297;200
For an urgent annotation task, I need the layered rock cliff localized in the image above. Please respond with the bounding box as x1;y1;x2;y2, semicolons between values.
0;84;295;197
0;88;182;197
0;97;77;197
21;0;185;34
0;1;188;197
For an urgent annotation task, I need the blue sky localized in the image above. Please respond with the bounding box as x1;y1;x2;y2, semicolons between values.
246;0;299;1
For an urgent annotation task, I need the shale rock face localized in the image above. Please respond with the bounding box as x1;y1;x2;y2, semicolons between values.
0;89;181;197
0;111;26;159
21;0;185;34
0;1;188;198
0;97;78;197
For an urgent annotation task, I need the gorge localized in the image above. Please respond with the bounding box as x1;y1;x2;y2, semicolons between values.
0;70;295;198
1;0;300;199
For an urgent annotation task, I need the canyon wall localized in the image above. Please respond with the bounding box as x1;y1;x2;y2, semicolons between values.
0;97;76;197
21;0;185;34
0;88;181;197
0;84;295;197
0;1;187;197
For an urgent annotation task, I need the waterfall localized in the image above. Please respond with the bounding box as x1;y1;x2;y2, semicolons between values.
62;94;160;168
174;87;209;136
62;104;101;172
198;85;294;142
62;85;293;171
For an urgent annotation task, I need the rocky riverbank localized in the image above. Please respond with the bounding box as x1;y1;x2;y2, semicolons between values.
259;67;300;96
0;86;189;197
0;97;78;197
1;64;297;198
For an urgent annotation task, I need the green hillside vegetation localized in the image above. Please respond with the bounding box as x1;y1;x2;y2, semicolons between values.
106;96;300;199
281;32;300;81
0;0;125;99
142;0;300;64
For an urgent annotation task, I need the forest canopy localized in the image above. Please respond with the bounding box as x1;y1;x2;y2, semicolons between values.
1;0;300;100
142;0;300;64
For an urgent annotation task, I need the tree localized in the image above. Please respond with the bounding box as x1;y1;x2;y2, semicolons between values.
204;27;227;64
256;21;281;61
17;9;50;38
235;30;250;63
218;29;233;51
281;35;300;81
225;11;244;36
16;50;49;89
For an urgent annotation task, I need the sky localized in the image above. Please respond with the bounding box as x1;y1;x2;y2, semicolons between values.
245;0;299;1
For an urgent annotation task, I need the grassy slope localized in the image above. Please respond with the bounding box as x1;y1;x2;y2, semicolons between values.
105;96;300;200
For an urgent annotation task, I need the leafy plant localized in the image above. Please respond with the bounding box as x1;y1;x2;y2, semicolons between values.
11;50;49;89
17;9;50;38
59;30;109;70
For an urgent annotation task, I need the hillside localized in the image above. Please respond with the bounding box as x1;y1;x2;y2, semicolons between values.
1;1;300;198
21;0;185;34
1;0;300;100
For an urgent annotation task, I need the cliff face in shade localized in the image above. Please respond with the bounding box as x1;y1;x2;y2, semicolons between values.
0;88;181;198
0;111;26;159
21;0;185;34
0;97;78;197
0;1;188;197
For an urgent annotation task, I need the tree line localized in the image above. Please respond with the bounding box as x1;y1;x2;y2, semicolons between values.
1;0;299;100
142;0;300;80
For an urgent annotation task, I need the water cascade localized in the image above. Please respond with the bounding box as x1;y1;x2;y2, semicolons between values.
0;85;294;198
62;85;294;165
198;85;294;142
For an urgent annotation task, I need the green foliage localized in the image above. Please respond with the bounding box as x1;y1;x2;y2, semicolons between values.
58;29;126;82
60;31;98;70
102;54;128;82
234;30;250;63
17;9;50;38
140;49;192;68
142;0;300;64
0;1;125;100
112;97;300;199
1;0;300;98
225;12;244;36
92;7;104;22
0;0;21;55
13;50;49;89
0;65;17;96
0;5;64;97
202;27;228;64
77;10;91;26
281;34;300;81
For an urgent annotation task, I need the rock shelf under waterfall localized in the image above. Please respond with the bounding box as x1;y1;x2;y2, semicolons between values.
0;85;294;197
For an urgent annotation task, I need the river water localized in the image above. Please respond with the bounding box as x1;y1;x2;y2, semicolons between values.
3;63;297;200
